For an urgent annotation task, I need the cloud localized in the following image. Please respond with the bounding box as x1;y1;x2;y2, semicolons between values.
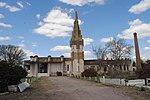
32;43;37;47
36;14;41;19
101;37;114;42
0;2;6;7
18;43;25;48
51;45;71;52
83;38;94;45
21;40;25;43
5;5;21;12
144;47;150;50
17;1;24;8
33;7;82;38
0;22;12;28
26;2;31;6
84;50;91;57
147;40;150;43
0;14;4;18
62;53;70;57
117;19;150;39
63;51;92;58
59;0;106;6
140;51;150;60
83;11;89;15
129;0;150;14
0;37;11;41
21;48;37;57
0;2;21;12
69;8;75;13
86;57;96;60
18;45;37;57
24;49;36;57
17;36;24;39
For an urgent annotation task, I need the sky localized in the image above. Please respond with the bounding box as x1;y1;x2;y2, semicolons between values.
0;0;150;60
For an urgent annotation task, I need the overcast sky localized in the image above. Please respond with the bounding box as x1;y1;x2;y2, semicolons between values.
0;0;150;60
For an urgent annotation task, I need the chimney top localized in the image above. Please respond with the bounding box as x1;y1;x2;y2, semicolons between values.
134;32;137;36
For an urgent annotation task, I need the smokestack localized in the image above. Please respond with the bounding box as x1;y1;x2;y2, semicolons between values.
133;32;142;72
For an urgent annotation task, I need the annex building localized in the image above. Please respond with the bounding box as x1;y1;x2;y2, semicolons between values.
24;12;133;77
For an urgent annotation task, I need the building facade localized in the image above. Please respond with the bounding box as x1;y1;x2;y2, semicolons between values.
24;12;133;77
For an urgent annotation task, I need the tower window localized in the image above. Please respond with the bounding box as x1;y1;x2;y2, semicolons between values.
67;65;69;71
77;63;80;72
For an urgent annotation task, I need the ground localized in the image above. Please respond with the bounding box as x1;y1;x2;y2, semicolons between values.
1;77;150;100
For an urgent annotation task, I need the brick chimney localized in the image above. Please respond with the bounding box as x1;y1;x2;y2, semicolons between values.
133;32;142;72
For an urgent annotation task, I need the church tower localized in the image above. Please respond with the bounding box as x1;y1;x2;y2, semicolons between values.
70;11;84;76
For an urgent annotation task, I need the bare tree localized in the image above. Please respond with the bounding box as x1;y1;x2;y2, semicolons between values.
106;38;133;60
92;45;108;60
92;45;108;76
0;45;26;65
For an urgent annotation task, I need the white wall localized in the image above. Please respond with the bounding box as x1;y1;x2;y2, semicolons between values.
50;63;62;72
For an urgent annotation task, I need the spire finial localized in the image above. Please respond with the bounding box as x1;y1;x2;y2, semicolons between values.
75;11;78;20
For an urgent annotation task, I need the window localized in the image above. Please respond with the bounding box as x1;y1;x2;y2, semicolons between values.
133;68;135;71
127;66;129;70
124;65;126;71
67;65;69;71
38;63;47;73
104;67;107;72
77;63;80;72
120;65;122;70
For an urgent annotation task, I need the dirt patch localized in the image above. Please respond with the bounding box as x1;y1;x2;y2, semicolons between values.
111;85;150;100
0;77;53;100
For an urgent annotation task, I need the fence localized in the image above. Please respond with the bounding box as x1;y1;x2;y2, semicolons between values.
74;76;145;86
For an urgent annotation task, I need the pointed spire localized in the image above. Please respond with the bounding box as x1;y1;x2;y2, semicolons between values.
70;11;83;47
75;11;78;20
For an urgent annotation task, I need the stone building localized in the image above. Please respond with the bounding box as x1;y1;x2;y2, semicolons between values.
24;12;133;77
84;59;133;75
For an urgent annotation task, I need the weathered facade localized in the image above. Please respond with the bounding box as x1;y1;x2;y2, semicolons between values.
84;59;133;75
24;12;133;77
25;56;72;77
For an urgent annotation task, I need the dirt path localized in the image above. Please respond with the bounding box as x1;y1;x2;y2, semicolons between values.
46;77;131;100
1;77;133;100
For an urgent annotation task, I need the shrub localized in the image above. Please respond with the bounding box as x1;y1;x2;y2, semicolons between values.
8;65;27;85
81;68;97;77
57;71;62;76
0;61;27;92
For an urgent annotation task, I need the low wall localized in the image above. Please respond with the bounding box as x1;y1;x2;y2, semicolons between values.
74;76;146;86
100;78;126;85
127;79;145;86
